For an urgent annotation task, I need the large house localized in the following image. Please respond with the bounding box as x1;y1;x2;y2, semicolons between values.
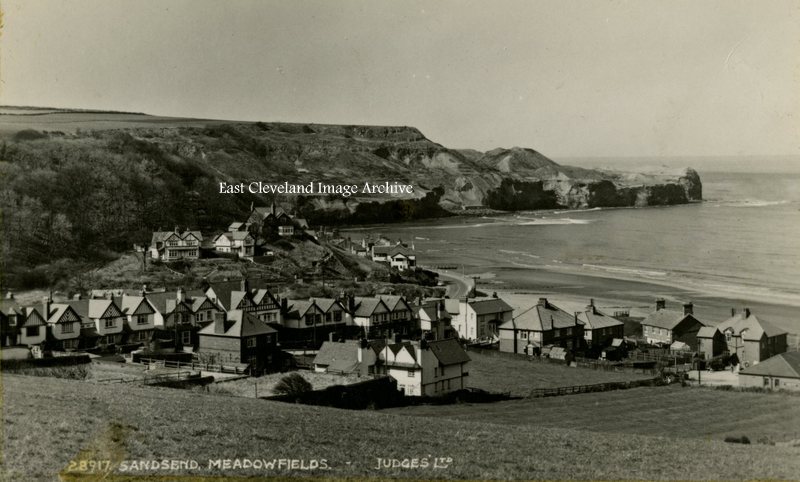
739;351;800;391
577;299;624;349
348;296;416;340
149;229;202;261
375;338;470;397
248;201;302;237
640;299;705;349
19;306;47;347
696;326;728;360
116;294;158;345
714;308;788;367
213;231;255;259
44;301;83;351
67;298;126;350
418;299;454;341
197;310;279;373
451;297;514;342
498;298;584;354
205;279;282;323
313;339;379;376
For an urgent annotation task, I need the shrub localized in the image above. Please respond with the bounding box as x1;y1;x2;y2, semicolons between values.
273;373;312;397
724;435;751;444
13;129;47;141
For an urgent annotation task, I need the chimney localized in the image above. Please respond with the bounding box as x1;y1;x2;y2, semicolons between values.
213;312;226;334
240;278;249;293
5;292;13;300
141;284;147;296
574;312;579;325
174;226;180;234
42;295;51;319
744;307;751;318
73;293;82;300
437;300;443;321
329;332;334;342
587;298;597;314
492;291;498;298
281;298;288;311
538;297;548;308
731;308;736;317
656;298;666;311
176;288;184;302
683;302;693;316
348;295;356;312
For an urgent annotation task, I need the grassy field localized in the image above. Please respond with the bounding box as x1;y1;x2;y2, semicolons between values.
3;374;800;480
202;370;362;398
389;384;800;444
465;350;653;396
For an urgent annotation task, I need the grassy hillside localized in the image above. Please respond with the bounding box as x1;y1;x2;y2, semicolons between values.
389;384;800;445
3;374;800;480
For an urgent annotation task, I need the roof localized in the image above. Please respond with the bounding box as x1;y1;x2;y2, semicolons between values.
378;295;408;311
577;308;623;330
228;222;245;231
150;230;202;245
352;297;388;317
67;299;121;319
641;309;695;330
284;300;316;319
740;352;800;379
0;299;22;317
46;304;81;324
312;298;342;313
499;299;579;332
215;231;253;243
426;338;470;365
206;279;273;310
716;312;787;341
697;326;720;338
145;292;191;315
313;340;361;371
197;310;276;338
468;298;513;316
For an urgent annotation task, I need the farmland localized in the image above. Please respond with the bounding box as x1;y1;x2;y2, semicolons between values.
464;350;653;396
4;374;800;480
389;384;800;444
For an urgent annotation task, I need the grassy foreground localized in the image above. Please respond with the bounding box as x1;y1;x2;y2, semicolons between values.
3;374;800;480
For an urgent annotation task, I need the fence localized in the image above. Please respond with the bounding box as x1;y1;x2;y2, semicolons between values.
527;376;662;398
138;358;250;375
96;370;197;385
465;346;659;375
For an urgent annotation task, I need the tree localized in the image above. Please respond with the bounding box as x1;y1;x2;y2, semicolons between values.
273;373;312;397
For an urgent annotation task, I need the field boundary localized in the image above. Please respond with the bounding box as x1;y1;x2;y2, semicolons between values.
527;376;662;398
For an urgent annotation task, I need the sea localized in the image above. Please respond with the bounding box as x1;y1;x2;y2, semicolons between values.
345;158;800;334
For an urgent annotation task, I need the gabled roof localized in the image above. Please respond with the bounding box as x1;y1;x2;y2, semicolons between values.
0;299;22;317
499;299;579;332
228;222;245;231
468;298;513;316
352;297;389;317
577;308;623;330
740;352;800;379
151;230;202;245
379;295;410;312
313;298;343;313
197;310;276;338
145;292;192;315
68;299;122;319
205;279;273;311
427;338;470;365
716;312;787;340
284;300;318;319
21;307;46;327
214;231;253;243
641;309;697;331
46;303;82;324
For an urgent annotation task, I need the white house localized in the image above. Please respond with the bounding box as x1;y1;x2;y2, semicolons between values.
67;298;126;348
389;251;417;271
19;307;47;346
377;338;470;397
117;294;158;344
213;231;255;259
451;297;513;342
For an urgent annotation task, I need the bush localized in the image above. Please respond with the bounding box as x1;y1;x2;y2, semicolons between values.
724;435;751;444
13;129;47;141
273;373;312;397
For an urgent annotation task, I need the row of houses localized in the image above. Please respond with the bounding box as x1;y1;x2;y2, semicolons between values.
149;201;309;262
336;236;418;271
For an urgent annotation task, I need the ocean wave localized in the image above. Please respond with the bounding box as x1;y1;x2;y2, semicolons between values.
498;249;541;259
582;264;667;278
552;207;603;214
721;199;791;208
414;236;430;240
515;218;594;226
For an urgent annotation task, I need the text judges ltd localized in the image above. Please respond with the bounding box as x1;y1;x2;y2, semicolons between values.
219;181;414;197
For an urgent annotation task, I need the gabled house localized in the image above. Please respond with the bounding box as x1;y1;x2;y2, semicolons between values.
45;302;83;351
739;351;800;391
19;306;47;347
345;296;415;340
498;298;584;354
376;338;470;397
204;279;281;323
145;289;198;351
578;299;624;348
388;250;417;271
418;299;454;341
640;299;705;350
116;294;158;345
197;310;279;373
451;296;514;342
248;202;302;237
149;229;202;261
715;308;788;368
189;294;223;327
67;298;126;350
0;295;22;347
213;231;255;259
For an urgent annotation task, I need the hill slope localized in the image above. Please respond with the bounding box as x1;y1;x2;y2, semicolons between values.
3;374;797;480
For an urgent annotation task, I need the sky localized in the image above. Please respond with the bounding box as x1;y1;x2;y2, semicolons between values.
1;0;798;158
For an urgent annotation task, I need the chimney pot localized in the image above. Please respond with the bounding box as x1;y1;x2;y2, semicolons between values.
213;312;226;334
683;302;694;316
656;298;666;311
538;297;548;308
5;292;13;300
731;308;736;317
744;307;751;318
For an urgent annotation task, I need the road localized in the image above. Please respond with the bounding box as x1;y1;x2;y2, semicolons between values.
429;268;475;298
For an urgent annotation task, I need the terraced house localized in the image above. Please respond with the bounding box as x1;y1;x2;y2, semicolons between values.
451;296;514;342
204;279;282;323
0;294;22;347
375;338;470;397
714;308;788;368
640;299;705;350
45;301;83;351
116;294;158;345
67;298;126;350
578;299;624;349
349;296;416;340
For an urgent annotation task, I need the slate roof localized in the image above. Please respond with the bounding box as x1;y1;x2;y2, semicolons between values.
427;338;470;365
313;298;342;313
313;340;361;373
145;292;191;315
641;309;694;330
67;299;121;319
697;326;720;338
228;222;245;231
206;279;273;310
577;308;623;330
197;310;276;338
499;299;579;331
0;299;22;317
46;304;81;324
352;297;387;317
150;230;202;245
284;300;317;319
468;298;513;316
716;312;787;341
739;352;800;379
215;231;253;243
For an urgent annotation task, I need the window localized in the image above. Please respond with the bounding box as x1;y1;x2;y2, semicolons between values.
197;312;204;322
334;311;342;322
26;326;39;337
61;323;74;334
566;328;572;336
408;370;415;377
63;339;78;349
137;315;149;325
520;331;528;339
247;337;257;348
8;316;16;326
774;379;780;387
305;316;314;327
181;331;192;346
137;331;150;342
325;313;332;323
168;240;179;247
104;319;115;329
434;367;439;377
